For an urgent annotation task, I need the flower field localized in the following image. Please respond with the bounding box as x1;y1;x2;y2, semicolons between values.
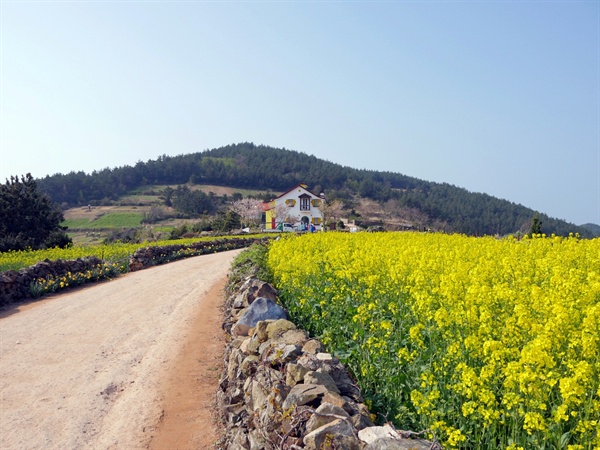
267;232;600;449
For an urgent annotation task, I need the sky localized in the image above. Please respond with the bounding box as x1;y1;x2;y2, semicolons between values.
0;1;598;226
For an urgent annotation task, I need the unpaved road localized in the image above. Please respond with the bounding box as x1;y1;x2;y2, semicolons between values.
0;249;242;450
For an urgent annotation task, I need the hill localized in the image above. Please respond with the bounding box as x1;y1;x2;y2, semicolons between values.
38;143;593;237
581;223;600;236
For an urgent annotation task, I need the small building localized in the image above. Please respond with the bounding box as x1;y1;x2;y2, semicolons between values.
262;184;324;231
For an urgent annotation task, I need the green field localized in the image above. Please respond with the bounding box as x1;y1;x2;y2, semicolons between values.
62;212;143;229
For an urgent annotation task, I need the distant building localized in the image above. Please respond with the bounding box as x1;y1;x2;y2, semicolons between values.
262;184;324;231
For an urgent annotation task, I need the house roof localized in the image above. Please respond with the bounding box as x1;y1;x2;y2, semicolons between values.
273;184;321;201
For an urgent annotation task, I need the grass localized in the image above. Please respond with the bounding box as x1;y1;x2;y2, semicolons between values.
62;212;143;229
118;194;163;205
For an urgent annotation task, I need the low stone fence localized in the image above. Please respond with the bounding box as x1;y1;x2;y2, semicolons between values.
0;257;102;307
217;275;441;449
1;237;268;308
129;238;268;271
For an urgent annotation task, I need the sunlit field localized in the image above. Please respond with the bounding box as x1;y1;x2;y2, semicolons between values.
268;232;600;449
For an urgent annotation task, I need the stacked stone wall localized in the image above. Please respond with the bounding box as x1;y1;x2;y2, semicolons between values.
0;257;102;307
129;238;267;271
218;275;441;450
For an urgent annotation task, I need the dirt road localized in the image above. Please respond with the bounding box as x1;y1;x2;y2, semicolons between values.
0;249;242;450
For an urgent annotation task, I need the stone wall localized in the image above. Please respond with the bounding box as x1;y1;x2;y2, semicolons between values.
129;238;267;271
217;275;441;450
0;257;102;307
1;237;267;308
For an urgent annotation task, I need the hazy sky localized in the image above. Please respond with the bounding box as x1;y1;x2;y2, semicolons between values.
1;1;598;226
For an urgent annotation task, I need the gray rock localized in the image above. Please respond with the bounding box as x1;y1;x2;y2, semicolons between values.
304;369;340;394
303;418;356;449
240;355;259;376
230;427;250;449
236;278;278;308
263;342;302;367
248;429;267;450
322;390;348;410
359;424;401;443
351;412;375;430
253;320;272;343
285;363;310;386
232;298;287;337
266;319;296;339
305;402;350;434
281;328;309;346
282;383;330;411
227;348;244;381
239;336;261;355
316;352;333;361
302;339;325;354
250;380;269;412
364;438;434;450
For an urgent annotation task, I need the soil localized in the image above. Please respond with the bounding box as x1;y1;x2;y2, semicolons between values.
0;249;242;450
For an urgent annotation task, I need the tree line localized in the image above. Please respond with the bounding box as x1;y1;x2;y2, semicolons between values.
36;143;592;237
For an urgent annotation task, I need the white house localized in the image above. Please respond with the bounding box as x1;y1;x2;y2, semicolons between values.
263;184;324;231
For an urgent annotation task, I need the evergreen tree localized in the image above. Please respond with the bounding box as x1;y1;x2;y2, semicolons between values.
0;174;72;252
529;213;543;237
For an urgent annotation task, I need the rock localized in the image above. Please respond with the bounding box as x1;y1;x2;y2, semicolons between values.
285;363;310;386
281;328;309;346
248;429;267;450
239;336;261;355
303;418;356;449
364;437;434;450
282;384;330;411
304;369;340;394
230;338;246;349
254;320;272;343
302;339;325;354
240;355;259;376
260;342;302;367
322;391;348;409
329;435;365;450
351;412;375;430
236;278;278;307
316;352;333;361
250;380;269;412
232;298;287;337
227;348;244;381
230;428;250;449
266;319;296;339
305;402;350;434
359;424;402;444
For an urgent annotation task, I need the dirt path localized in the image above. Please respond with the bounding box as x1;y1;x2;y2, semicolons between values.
0;249;242;450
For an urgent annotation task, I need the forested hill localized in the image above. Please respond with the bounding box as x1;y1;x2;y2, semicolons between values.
37;143;591;237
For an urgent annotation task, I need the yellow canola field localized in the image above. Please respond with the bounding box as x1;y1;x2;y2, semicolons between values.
267;232;600;449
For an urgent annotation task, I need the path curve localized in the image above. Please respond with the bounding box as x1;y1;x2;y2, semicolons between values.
0;249;242;450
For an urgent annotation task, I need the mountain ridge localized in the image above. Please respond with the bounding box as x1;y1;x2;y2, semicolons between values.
37;143;595;237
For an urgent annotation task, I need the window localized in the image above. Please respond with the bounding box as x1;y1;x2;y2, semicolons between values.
300;197;311;211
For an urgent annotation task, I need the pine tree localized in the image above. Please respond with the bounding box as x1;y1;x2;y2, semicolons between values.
0;174;72;252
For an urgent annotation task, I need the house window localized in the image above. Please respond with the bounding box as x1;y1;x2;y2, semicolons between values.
300;197;311;211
